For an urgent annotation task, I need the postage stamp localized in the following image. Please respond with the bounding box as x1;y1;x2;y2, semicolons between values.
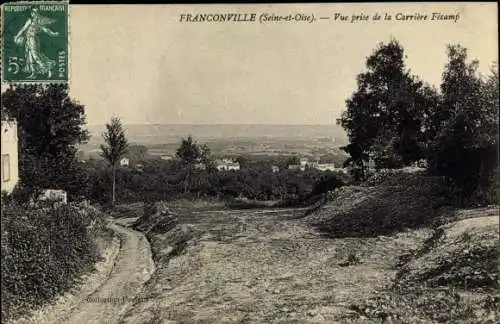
2;1;69;84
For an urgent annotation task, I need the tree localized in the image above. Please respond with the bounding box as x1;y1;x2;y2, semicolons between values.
100;116;129;205
176;135;200;164
340;39;438;175
427;46;498;203
199;144;217;173
1;84;89;200
340;143;369;181
176;135;202;193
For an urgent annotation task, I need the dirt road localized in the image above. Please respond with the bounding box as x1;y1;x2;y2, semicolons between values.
10;220;155;324
59;222;155;324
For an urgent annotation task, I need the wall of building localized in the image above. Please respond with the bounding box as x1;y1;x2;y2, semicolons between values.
1;121;19;194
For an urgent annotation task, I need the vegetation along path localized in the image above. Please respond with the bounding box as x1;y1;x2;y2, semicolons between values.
63;221;156;324
10;219;156;324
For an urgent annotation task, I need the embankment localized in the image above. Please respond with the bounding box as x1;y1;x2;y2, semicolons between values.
1;204;116;323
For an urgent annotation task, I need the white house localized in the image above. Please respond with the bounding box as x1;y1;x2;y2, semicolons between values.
1;120;19;194
194;162;206;170
216;159;240;171
120;157;130;167
315;163;336;171
271;165;280;173
38;189;67;205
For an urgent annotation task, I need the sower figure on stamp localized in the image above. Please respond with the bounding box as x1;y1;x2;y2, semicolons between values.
14;8;59;79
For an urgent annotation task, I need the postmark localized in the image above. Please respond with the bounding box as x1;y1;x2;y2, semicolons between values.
2;1;69;84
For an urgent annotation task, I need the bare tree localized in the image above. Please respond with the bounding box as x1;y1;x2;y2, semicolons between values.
100;116;129;205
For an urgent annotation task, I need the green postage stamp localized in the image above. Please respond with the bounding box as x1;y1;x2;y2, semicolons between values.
2;1;69;83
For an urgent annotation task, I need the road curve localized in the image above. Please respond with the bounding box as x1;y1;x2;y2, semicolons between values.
59;221;155;324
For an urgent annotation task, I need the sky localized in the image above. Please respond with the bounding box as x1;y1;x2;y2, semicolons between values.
67;3;498;125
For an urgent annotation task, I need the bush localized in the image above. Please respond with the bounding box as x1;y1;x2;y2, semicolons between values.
310;174;454;238
1;203;103;322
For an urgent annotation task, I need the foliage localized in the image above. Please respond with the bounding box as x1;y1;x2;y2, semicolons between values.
1;203;104;322
426;46;499;204
340;39;438;175
311;174;454;238
339;40;498;205
82;149;346;205
100;116;129;167
100;116;129;204
176;135;200;165
1;84;90;200
199;144;217;173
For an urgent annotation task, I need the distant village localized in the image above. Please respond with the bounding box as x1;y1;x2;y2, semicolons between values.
157;155;342;173
2;117;349;203
78;145;347;174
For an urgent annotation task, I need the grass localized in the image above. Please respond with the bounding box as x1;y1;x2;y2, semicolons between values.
306;172;499;323
309;174;454;238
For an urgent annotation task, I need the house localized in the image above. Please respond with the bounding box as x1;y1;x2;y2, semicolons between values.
194;162;206;170
271;165;280;173
216;159;240;171
315;163;336;171
135;163;144;172
38;189;67;206
120;157;130;167
161;155;173;161
299;158;309;168
1;120;19;194
308;161;319;169
226;163;240;171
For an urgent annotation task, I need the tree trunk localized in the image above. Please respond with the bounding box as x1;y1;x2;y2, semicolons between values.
184;166;191;194
112;165;116;205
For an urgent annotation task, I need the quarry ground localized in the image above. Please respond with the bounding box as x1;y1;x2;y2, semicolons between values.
11;197;498;324
119;200;499;324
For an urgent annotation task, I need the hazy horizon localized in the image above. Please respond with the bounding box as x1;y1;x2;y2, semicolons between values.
83;124;348;146
86;122;342;126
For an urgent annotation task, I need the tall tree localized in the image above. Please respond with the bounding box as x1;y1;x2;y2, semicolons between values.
176;135;201;193
340;39;438;174
1;84;89;199
427;46;498;202
100;117;129;205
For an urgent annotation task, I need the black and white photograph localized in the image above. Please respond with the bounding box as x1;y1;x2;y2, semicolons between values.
1;2;499;323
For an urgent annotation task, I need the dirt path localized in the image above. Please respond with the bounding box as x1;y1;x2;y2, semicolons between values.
8;219;155;324
56;222;155;324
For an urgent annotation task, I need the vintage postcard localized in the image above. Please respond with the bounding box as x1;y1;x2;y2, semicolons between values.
1;2;498;324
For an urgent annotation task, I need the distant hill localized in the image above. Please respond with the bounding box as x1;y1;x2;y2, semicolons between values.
84;124;348;146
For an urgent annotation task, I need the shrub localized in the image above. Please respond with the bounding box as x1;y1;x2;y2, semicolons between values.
1;203;103;322
310;174;454;238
